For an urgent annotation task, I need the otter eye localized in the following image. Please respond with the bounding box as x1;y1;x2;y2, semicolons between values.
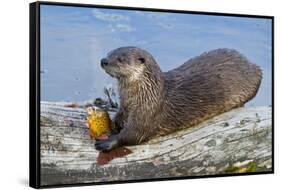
117;57;122;62
138;57;145;64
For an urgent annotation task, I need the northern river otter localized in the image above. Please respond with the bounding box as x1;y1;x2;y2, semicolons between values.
95;47;262;151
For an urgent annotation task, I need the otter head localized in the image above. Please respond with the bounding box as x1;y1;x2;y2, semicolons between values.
101;47;161;82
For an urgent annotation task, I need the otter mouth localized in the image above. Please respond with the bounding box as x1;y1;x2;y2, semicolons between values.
101;64;120;78
104;69;117;78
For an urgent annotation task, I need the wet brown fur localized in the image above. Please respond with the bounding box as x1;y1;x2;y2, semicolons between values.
95;47;262;151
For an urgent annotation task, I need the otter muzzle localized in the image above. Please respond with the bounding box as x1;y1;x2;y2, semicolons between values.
101;58;109;67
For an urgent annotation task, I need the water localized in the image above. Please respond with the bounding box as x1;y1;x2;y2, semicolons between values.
40;5;272;106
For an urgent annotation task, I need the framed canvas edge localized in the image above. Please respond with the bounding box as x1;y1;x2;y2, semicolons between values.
29;1;275;189
30;1;41;189
38;0;274;19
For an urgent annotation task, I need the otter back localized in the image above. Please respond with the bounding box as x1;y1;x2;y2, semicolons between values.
159;48;262;134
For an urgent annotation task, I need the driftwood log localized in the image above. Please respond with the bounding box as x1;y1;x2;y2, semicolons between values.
40;101;272;186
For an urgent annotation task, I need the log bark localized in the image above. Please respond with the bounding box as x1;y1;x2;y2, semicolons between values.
40;101;272;186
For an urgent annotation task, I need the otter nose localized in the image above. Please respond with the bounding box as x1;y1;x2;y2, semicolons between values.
101;58;109;67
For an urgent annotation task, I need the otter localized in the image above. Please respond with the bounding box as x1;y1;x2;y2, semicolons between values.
95;47;262;151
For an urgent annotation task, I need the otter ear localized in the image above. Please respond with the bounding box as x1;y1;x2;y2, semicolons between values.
137;57;146;64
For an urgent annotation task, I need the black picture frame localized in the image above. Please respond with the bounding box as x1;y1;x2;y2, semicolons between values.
29;1;274;189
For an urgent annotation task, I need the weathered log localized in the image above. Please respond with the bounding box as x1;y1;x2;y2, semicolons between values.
40;101;272;186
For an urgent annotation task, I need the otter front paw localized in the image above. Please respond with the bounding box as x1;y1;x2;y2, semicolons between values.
95;135;120;152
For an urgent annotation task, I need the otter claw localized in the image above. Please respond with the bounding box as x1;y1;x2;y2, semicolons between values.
95;136;119;152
